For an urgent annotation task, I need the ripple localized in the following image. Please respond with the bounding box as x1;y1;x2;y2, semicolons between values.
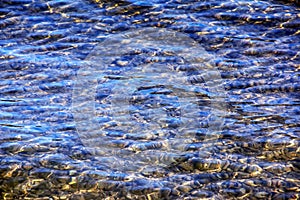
0;0;299;199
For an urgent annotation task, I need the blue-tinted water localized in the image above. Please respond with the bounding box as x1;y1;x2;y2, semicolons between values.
0;0;299;199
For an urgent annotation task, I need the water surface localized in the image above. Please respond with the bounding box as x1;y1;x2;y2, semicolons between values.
0;0;299;199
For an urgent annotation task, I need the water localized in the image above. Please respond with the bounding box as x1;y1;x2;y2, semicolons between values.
0;0;299;199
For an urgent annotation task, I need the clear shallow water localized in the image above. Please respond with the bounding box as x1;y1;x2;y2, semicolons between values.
0;0;300;199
